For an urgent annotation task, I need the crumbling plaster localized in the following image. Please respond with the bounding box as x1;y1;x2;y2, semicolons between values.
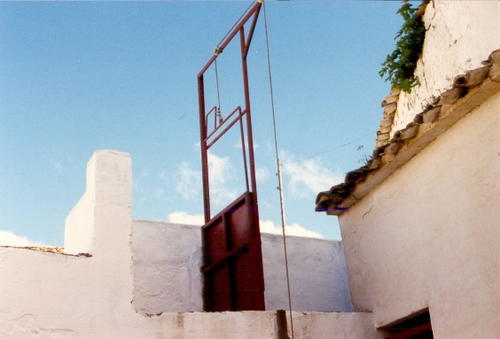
393;1;500;134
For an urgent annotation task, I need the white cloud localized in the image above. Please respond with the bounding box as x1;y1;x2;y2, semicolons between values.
280;152;343;198
259;219;323;238
0;231;42;247
207;152;238;206
176;150;245;207
167;211;204;226
176;162;201;200
165;213;322;239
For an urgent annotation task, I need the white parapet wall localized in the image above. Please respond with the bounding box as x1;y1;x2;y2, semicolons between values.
0;149;372;337
132;220;204;314
291;311;381;339
261;233;353;313
0;150;137;337
392;1;500;134
132;220;353;314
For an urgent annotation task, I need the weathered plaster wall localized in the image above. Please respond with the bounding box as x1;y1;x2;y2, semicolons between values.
0;150;136;337
0;150;367;337
0;151;283;338
392;1;500;134
339;92;500;337
262;233;353;312
290;312;382;339
132;220;353;314
132;220;204;314
0;248;285;338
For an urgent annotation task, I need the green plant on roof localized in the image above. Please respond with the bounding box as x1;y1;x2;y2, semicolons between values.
379;0;426;93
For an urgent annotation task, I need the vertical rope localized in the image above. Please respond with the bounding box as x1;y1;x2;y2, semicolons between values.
214;57;222;125
263;2;295;338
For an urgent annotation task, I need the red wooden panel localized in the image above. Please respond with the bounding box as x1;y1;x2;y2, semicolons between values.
201;192;265;311
228;204;252;251
204;216;227;266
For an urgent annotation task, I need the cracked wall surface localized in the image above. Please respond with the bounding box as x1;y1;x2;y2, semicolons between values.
393;1;500;134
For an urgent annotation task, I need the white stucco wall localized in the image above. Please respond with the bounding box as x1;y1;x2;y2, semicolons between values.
132;220;204;314
131;220;353;314
0;151;284;338
0;150;137;337
64;190;94;255
392;1;500;134
0;150;370;337
0;248;285;338
262;233;353;312
290;312;382;339
339;91;500;337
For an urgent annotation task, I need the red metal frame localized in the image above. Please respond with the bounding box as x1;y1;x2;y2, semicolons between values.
197;1;265;312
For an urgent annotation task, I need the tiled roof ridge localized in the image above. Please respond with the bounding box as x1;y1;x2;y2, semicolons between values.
316;48;500;215
377;0;428;146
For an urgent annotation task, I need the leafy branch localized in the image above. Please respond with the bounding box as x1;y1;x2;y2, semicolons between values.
379;1;426;93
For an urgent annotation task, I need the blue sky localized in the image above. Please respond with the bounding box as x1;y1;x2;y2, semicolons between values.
0;1;403;247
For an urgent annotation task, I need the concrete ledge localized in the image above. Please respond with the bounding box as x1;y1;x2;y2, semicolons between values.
290;311;381;339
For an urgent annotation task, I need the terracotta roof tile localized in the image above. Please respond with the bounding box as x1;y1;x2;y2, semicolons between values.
316;49;500;215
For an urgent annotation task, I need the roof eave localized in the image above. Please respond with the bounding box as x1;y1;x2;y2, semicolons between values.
316;49;500;215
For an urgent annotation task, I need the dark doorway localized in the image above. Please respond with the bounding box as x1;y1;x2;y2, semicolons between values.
379;309;433;339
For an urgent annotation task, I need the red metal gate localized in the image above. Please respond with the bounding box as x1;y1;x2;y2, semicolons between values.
197;1;265;312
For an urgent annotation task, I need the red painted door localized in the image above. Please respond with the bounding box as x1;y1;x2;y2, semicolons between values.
201;192;265;311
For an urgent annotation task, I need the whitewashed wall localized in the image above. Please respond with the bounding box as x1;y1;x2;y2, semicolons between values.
0;150;368;338
132;220;204;314
339;92;500;337
392;1;500;134
132;221;353;314
290;312;381;339
0;150;137;337
261;233;353;312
